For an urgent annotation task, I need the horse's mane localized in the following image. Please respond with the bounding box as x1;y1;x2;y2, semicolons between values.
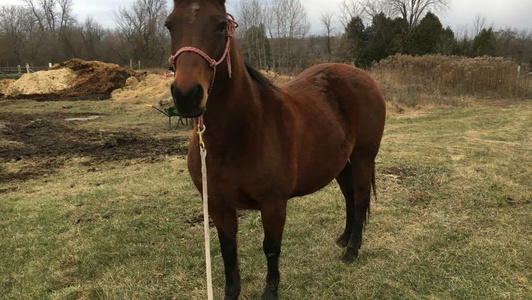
245;63;278;90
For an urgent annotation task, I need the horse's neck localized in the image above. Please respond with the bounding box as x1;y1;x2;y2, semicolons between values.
201;50;275;149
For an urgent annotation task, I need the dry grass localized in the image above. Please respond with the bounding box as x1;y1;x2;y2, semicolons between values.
1;98;530;299
370;54;532;108
1;57;530;299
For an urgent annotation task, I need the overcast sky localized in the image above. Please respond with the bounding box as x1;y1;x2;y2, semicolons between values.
2;0;531;34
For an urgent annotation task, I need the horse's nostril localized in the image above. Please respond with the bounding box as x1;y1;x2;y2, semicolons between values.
191;84;203;100
171;82;204;110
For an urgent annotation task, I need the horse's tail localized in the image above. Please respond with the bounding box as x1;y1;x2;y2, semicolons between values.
371;168;377;202
366;167;377;225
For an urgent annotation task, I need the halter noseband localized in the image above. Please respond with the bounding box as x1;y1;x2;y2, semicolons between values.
168;14;238;79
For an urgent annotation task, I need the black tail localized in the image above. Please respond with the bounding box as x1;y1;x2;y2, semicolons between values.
371;168;377;202
365;168;377;225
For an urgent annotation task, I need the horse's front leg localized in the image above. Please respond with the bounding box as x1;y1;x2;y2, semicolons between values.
260;201;287;300
210;208;241;300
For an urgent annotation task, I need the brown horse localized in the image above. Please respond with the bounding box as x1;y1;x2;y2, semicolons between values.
165;1;386;299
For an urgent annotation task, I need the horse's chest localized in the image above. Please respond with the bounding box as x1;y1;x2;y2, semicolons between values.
188;151;269;209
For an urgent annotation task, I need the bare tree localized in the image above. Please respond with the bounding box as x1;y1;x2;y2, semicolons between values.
362;0;395;19
80;16;106;60
472;14;491;36
57;0;74;29
338;0;364;31
321;11;335;55
23;0;74;33
235;0;266;39
267;0;311;70
0;5;36;63
268;0;310;39
114;0;169;65
235;0;272;69
385;0;449;29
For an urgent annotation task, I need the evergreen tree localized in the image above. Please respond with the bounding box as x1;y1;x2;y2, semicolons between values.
342;16;366;64
472;28;497;57
242;24;272;69
358;13;406;67
409;12;443;55
436;27;459;55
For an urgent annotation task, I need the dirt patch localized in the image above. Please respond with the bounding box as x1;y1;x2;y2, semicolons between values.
381;165;418;180
0;112;187;183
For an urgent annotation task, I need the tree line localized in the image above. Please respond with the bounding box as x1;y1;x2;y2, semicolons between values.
238;0;532;71
0;0;530;72
0;0;169;67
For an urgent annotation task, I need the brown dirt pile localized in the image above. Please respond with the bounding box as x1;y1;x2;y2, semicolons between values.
0;79;15;97
3;59;138;100
112;74;173;105
5;69;75;97
51;59;139;99
260;70;293;86
111;69;292;108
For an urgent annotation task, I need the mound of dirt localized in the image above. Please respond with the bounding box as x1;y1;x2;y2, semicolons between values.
112;74;173;105
260;70;293;86
5;69;75;97
52;59;139;99
111;69;292;107
4;59;138;100
0;79;15;97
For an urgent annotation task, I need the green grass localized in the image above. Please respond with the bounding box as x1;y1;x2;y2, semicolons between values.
1;99;531;299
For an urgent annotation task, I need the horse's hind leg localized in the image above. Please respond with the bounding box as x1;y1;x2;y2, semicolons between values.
343;153;375;262
335;162;355;248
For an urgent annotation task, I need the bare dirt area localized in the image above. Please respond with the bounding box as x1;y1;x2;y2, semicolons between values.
0;111;188;183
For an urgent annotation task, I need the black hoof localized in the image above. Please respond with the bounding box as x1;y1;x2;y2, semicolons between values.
224;295;238;300
224;286;240;300
342;248;359;263
336;234;349;248
262;287;278;300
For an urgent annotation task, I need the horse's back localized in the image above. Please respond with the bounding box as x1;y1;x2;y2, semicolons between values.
282;63;384;112
282;63;386;146
277;63;386;196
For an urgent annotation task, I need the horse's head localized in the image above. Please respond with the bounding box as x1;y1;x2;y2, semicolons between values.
166;0;233;118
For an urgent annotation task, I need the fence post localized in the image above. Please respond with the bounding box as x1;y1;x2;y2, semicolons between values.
130;59;133;69
49;62;53;68
17;65;22;77
138;60;141;70
25;63;30;73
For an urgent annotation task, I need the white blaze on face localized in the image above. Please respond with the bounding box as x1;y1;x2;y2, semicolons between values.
189;2;200;24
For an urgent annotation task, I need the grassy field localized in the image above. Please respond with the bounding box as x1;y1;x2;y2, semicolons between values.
0;99;531;299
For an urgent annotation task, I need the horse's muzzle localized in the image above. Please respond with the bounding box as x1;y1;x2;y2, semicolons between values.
170;82;205;117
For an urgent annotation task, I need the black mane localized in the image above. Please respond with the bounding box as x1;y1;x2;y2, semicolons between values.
245;63;277;89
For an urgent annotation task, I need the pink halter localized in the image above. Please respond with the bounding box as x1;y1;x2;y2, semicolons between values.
168;14;238;79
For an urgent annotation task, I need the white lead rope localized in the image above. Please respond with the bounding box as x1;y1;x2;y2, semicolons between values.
198;121;214;300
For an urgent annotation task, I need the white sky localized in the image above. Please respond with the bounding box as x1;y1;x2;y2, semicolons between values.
1;0;531;34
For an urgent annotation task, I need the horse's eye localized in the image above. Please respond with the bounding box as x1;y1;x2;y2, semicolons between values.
216;21;227;32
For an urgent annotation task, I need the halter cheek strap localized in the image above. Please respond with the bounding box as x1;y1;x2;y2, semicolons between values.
168;14;238;79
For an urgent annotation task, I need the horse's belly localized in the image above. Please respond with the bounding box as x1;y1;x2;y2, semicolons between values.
291;139;352;197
